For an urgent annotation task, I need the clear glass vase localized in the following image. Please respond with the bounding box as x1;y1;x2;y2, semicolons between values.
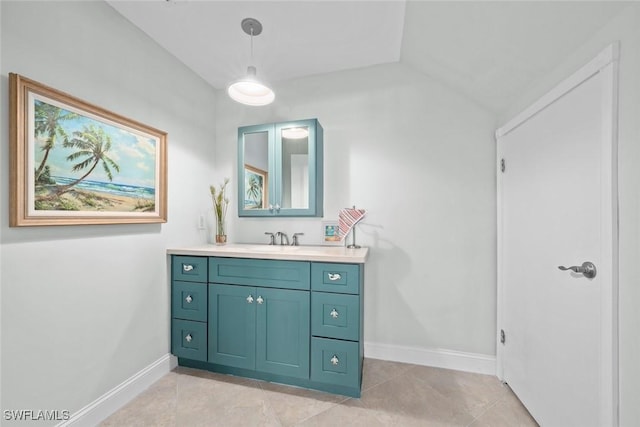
214;214;226;245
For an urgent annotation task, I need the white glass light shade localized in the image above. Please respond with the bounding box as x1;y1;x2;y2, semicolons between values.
281;127;309;139
227;66;275;106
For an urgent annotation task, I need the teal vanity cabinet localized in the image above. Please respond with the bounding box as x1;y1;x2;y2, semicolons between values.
238;118;323;217
169;246;367;398
171;256;208;362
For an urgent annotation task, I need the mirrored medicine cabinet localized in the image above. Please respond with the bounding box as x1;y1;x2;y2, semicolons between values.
238;118;323;217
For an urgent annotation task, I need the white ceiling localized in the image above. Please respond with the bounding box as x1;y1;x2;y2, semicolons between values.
401;1;629;112
107;0;629;113
106;0;406;89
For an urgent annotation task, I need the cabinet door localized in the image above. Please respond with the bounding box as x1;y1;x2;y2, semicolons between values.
256;287;310;379
237;123;275;217
274;119;323;217
172;256;208;283
172;319;207;362
172;281;207;322
208;284;256;370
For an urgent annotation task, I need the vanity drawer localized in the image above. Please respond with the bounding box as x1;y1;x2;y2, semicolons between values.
172;281;207;322
172;256;208;283
209;257;310;290
172;319;207;362
311;337;360;388
311;263;360;294
312;292;359;341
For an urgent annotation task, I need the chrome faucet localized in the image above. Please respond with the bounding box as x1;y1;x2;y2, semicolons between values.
264;232;276;245
291;233;304;246
276;231;289;246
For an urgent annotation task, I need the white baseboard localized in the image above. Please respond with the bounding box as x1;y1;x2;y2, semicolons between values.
57;354;177;427
364;341;496;376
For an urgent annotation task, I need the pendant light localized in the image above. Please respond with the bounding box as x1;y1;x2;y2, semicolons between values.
228;18;275;106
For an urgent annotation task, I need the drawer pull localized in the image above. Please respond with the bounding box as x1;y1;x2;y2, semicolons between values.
328;273;342;281
330;355;340;366
256;296;264;305
182;264;194;272
185;334;193;343
330;308;339;319
185;295;193;304
246;295;254;304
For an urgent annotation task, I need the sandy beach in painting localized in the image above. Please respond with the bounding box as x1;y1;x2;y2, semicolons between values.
35;187;155;212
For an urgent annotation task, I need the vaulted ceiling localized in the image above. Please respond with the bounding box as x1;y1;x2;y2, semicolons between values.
107;1;629;113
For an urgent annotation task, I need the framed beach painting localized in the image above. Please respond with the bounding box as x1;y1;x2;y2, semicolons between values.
243;164;268;209
321;220;343;246
9;73;167;226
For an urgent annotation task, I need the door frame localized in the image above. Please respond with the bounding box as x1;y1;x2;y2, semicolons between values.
496;43;619;426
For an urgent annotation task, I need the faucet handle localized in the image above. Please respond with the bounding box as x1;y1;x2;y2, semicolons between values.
291;233;304;246
264;232;275;245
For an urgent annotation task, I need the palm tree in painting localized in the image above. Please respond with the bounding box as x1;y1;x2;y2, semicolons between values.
33;100;78;182
247;174;263;208
58;125;120;192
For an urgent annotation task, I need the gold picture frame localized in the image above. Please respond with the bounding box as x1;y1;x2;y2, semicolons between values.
243;164;268;209
9;73;167;226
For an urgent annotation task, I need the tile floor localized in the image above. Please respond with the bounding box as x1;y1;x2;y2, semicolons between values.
101;358;538;426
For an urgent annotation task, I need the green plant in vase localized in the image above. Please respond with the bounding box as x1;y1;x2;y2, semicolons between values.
209;178;230;244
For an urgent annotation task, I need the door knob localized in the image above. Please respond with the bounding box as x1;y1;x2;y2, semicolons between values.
558;261;597;279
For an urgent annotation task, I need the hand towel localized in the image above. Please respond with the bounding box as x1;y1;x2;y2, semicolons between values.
338;208;366;241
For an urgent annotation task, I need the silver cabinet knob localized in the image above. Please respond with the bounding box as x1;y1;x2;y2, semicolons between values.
330;355;339;366
185;334;193;343
275;204;281;212
328;273;342;281
330;308;339;319
183;264;194;272
256;296;264;304
246;295;254;304
185;295;193;304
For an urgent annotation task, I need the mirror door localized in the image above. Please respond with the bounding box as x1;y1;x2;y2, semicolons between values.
278;125;310;210
238;124;273;216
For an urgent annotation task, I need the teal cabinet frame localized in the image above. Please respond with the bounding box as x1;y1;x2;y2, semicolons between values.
238;118;323;217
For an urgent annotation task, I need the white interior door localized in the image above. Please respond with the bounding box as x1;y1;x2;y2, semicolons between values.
497;45;618;427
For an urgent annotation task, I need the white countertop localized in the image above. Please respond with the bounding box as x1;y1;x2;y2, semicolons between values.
167;243;369;263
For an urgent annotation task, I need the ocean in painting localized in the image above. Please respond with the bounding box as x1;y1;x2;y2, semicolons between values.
52;176;155;200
